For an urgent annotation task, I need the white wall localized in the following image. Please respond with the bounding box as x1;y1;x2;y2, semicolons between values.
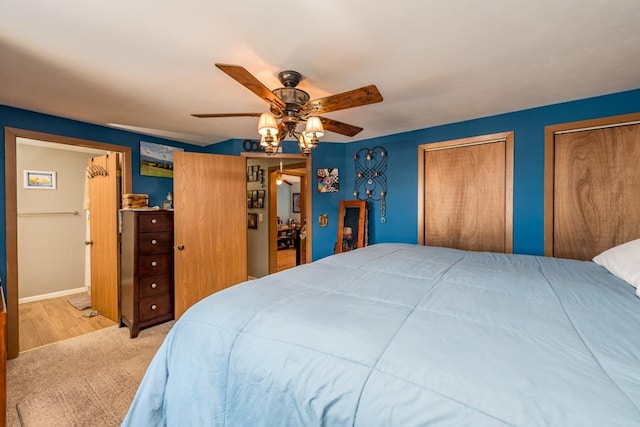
17;142;98;299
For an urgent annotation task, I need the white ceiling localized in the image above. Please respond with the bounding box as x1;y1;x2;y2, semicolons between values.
2;1;639;147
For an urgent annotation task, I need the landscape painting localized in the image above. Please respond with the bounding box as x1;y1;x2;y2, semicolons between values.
140;141;183;178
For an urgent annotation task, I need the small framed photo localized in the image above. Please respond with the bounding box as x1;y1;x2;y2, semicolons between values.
24;170;57;189
248;212;258;229
257;190;265;199
256;198;264;208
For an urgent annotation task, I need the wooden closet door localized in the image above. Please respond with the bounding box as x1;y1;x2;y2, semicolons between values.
424;137;512;253
552;123;640;260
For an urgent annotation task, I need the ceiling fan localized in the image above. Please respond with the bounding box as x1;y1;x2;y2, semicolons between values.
192;64;383;154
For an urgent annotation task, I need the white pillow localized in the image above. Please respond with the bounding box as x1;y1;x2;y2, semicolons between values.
593;238;640;297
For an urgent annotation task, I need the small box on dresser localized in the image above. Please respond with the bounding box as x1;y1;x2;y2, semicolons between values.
120;209;174;338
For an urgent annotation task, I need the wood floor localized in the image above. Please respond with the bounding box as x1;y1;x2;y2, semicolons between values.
19;293;116;353
18;250;300;353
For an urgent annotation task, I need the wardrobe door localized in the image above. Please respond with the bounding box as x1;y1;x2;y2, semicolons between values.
422;133;513;253
550;122;640;260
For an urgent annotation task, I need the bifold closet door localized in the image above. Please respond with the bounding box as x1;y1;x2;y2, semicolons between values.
424;139;510;253
552;123;640;260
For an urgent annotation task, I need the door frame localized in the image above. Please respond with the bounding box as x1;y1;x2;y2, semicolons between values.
268;162;307;274
4;127;132;359
240;152;312;273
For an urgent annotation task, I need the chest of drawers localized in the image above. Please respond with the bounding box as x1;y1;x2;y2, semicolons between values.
119;209;174;338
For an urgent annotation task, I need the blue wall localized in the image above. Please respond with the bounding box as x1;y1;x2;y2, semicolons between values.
0;106;205;294
206;88;640;260
2;87;640;293
339;88;640;256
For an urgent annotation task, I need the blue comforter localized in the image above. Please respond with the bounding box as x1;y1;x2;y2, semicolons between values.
123;243;640;426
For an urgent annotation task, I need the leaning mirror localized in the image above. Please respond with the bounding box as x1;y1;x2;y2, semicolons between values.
336;200;368;253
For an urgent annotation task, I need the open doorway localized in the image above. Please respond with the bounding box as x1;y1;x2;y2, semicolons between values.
243;153;311;278
4;127;132;359
17;138;115;352
271;162;307;273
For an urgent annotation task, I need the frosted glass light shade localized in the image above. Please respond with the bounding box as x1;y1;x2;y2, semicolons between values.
304;116;324;139
258;113;278;136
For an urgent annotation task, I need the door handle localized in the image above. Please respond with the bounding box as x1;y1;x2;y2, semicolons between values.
177;244;185;251
84;240;94;245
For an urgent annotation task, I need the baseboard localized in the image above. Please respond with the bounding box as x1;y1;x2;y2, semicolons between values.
19;287;88;304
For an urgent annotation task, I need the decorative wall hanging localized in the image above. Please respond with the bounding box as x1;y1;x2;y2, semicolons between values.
353;146;388;223
243;139;261;152
317;168;339;192
140;141;183;178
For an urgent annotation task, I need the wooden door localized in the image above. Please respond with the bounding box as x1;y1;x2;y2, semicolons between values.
173;152;247;318
421;133;513;253
548;121;640;260
88;154;120;322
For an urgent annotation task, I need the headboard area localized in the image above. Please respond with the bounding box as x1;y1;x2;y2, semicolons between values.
544;112;640;261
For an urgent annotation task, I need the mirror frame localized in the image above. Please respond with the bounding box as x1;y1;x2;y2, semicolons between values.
336;200;368;253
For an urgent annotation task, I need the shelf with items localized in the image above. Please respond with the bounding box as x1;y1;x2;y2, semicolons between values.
277;226;295;250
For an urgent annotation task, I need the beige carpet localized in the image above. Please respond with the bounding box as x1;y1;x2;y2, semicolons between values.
7;322;173;427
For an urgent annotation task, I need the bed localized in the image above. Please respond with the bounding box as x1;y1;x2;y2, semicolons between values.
123;242;640;426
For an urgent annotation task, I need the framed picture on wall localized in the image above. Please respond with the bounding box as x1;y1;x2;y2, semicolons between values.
317;168;339;192
292;193;301;213
248;212;258;229
140;141;183;178
24;170;57;189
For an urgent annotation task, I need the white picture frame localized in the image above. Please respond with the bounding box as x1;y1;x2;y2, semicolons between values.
24;170;57;189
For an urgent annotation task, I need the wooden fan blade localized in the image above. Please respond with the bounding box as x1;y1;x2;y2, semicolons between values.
215;64;285;109
191;113;262;118
304;85;383;115
318;117;363;137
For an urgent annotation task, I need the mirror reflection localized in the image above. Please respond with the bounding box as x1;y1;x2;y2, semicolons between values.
336;200;368;253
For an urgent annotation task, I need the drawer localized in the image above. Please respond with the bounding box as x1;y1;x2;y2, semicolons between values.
138;231;173;254
138;253;173;277
138;212;173;232
139;275;172;299
139;293;173;321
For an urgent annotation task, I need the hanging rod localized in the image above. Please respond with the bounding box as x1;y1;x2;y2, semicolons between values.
18;210;79;217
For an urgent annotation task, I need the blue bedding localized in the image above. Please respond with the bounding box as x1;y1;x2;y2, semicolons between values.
123;243;640;426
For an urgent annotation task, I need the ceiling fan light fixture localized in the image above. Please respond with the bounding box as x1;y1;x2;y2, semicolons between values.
304;116;324;140
258;112;279;137
195;64;382;157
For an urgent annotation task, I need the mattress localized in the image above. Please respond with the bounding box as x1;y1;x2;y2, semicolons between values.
123;243;640;426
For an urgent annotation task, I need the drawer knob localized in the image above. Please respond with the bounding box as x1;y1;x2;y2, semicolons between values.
151;304;157;310
151;218;157;224
151;239;157;245
151;261;157;267
150;282;157;289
